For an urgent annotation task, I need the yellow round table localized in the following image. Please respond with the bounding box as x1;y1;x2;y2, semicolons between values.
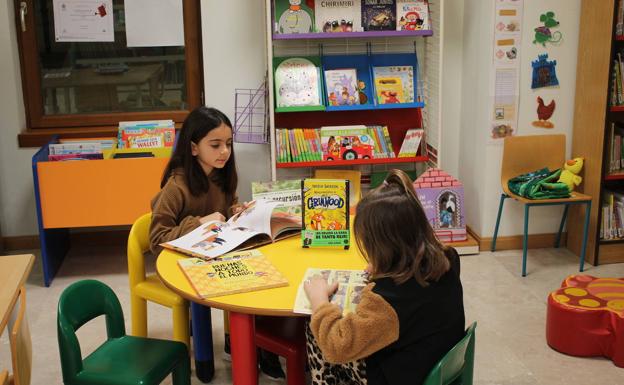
157;234;366;385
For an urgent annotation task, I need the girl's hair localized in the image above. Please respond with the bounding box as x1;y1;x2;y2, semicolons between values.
161;107;237;199
354;169;450;286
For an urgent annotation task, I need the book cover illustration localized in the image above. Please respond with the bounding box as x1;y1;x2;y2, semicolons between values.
397;128;424;157
374;76;405;104
252;179;302;216
373;66;414;103
324;69;360;106
162;200;301;259
293;268;368;315
397;0;430;31
314;169;362;211
275;0;314;34
314;0;362;33
320;125;374;161
118;120;176;149
301;179;350;248
362;0;397;31
275;58;322;108
178;250;289;298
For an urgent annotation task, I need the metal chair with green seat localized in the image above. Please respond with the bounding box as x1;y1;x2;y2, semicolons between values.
422;322;477;385
57;279;190;385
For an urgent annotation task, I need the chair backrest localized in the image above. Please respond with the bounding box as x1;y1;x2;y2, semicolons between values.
8;288;31;385
501;134;566;189
1;370;8;385
127;213;152;287
422;322;477;385
57;280;126;382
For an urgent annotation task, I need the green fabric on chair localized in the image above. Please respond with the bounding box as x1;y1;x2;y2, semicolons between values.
57;279;190;385
422;322;477;385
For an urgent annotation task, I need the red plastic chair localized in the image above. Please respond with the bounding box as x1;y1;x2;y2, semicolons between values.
255;317;307;385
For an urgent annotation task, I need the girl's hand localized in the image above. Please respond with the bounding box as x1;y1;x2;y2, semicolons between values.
231;201;254;215
199;212;226;224
304;276;339;313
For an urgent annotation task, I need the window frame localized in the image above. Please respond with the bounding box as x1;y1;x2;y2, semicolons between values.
14;0;203;147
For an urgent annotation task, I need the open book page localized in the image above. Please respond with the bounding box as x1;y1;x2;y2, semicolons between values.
293;268;369;315
232;199;302;239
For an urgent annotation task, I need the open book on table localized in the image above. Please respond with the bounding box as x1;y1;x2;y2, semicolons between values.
293;268;369;316
161;200;302;260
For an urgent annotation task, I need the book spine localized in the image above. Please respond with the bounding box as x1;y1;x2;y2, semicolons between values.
375;126;388;158
382;126;395;157
288;129;298;162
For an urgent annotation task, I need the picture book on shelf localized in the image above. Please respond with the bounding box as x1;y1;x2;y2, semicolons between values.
373;66;414;103
293;268;368;315
362;0;397;31
324;69;360;106
252;179;302;216
320;125;375;161
162;200;302;259
118;120;175;149
275;0;315;34
314;0;362;33
178;250;289;298
374;76;405;104
397;0;430;31
301;178;350;248
274;57;322;108
397;128;424;157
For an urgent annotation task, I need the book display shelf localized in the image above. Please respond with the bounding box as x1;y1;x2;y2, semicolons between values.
265;0;443;179
32;137;171;286
568;0;624;265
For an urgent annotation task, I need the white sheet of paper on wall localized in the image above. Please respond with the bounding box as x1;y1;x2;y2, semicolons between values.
53;0;114;42
124;0;184;47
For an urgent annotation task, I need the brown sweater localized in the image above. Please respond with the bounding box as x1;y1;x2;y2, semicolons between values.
149;169;237;254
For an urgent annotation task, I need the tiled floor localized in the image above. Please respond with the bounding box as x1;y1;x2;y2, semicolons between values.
1;245;623;384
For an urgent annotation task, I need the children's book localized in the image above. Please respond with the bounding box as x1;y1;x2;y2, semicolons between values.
301;179;350;248
162;200;302;260
314;0;362;33
118;120;176;149
274;0;315;34
274;57;322;108
178;250;289;298
397;0;430;31
398;128;424;157
293;268;368;315
252;179;302;216
314;169;362;211
362;0;397;31
374;76;405;104
373;66;414;103
320;125;375;161
324;69;360;106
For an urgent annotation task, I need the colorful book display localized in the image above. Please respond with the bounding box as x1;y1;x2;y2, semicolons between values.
178;250;289;298
397;128;424;157
396;0;430;31
320;125;375;161
373;66;414;103
324;69;360;106
293;268;368;314
251;179;302;216
301;179;350;248
117;120;175;149
314;0;362;32
362;0;397;31
275;0;315;34
413;168;467;242
274;57;322;108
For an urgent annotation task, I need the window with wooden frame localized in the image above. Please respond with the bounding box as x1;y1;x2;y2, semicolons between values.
14;0;203;147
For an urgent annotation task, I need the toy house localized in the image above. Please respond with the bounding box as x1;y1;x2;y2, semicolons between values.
413;168;467;242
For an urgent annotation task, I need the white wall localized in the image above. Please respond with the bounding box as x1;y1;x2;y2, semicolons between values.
456;0;581;238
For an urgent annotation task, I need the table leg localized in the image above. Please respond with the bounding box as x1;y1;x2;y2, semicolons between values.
230;312;258;385
191;302;215;383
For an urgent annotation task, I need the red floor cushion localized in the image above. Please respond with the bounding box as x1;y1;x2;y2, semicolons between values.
546;275;624;367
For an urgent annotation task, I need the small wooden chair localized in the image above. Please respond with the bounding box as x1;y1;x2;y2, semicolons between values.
8;287;32;385
491;135;592;276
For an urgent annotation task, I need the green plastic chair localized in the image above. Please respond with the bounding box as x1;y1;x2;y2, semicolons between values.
57;279;191;385
422;322;477;385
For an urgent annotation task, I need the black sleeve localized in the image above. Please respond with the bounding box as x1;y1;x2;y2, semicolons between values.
445;247;461;276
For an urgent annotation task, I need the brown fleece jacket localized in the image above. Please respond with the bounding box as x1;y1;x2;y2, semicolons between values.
149;169;237;254
309;283;399;364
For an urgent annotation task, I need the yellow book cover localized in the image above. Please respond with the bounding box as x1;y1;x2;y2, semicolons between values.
314;169;361;212
177;250;289;298
301;179;350;248
375;77;405;104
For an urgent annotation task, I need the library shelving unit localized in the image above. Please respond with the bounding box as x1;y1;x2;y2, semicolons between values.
32;138;171;286
263;0;445;181
568;0;624;265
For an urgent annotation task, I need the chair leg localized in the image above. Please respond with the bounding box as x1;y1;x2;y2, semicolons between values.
172;301;190;348
491;194;508;252
172;354;191;385
130;293;147;337
522;205;530;277
579;201;592;272
555;204;569;248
